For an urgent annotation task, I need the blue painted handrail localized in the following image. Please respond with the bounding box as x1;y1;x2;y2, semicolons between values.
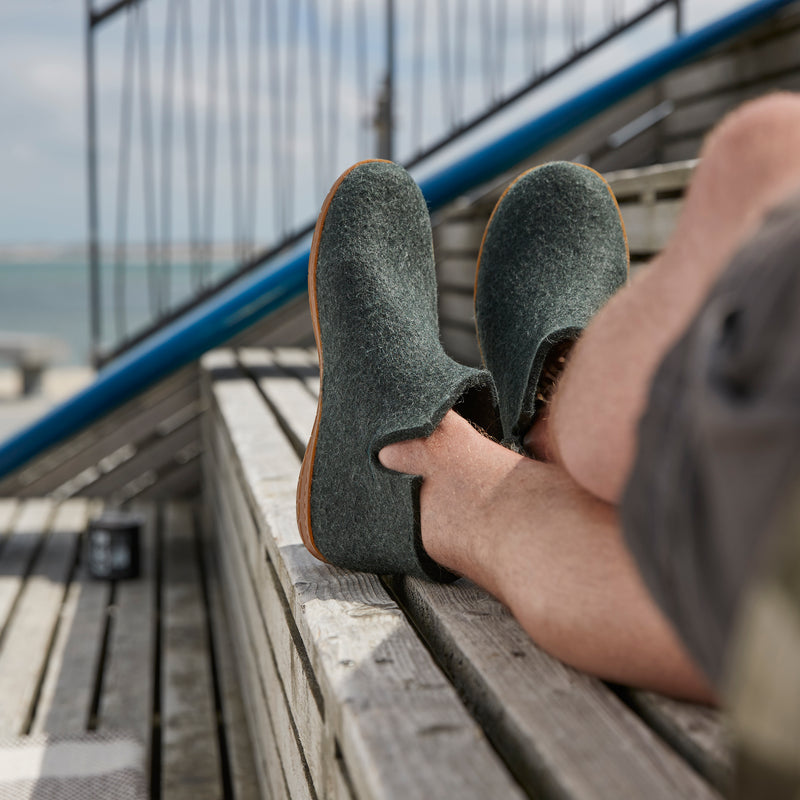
0;0;793;481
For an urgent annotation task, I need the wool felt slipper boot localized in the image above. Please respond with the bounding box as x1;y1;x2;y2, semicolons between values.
297;160;500;582
474;161;629;447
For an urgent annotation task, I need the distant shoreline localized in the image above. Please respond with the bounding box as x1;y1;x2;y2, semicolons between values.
0;242;241;263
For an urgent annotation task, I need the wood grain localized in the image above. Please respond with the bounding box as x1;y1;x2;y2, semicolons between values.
0;499;83;735
203;349;523;800
32;499;109;736
262;348;724;800
161;501;223;800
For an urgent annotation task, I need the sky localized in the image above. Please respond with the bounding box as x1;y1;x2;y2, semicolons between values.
0;0;751;247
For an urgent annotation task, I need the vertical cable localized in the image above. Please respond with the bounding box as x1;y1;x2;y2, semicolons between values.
114;7;136;340
306;0;325;201
494;0;507;97
437;0;453;129
86;0;102;360
523;0;535;76
355;0;369;157
203;0;221;285
137;2;159;318
284;0;301;233
245;0;262;255
179;0;201;290
538;0;548;71
480;0;494;103
160;0;179;312
410;0;425;154
328;0;342;184
266;0;283;238
222;0;245;262
453;0;467;124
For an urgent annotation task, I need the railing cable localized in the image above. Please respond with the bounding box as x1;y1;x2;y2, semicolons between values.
179;0;202;289
137;1;160;317
160;0;179;311
202;0;221;286
113;6;137;341
223;0;245;262
245;0;262;256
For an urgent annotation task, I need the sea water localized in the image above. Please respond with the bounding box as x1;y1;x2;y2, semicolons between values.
0;260;232;364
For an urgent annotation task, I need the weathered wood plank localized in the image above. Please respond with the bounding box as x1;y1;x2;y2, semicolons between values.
205;366;328;793
438;293;476;333
201;409;291;800
0;499;54;637
0;499;18;541
210;495;291;800
238;348;320;455
209;461;317;799
209;408;329;795
663;15;800;102
440;325;483;368
628;691;732;790
205;546;261;800
270;346;321;398
31;566;110;735
435;256;479;292
0;500;84;736
98;503;156;752
80;407;202;498
605;160;697;199
31;500;110;736
3;367;197;498
263;350;722;800
391;577;720;800
132;455;202;503
161;501;223;800
618;198;684;255
203;349;524;800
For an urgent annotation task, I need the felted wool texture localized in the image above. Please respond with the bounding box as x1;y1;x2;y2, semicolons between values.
475;162;628;443
310;161;499;581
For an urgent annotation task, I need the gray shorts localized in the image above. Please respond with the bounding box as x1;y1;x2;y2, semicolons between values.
620;189;800;687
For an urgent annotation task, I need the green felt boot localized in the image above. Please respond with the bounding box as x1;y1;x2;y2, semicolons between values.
297;160;500;581
474;162;629;447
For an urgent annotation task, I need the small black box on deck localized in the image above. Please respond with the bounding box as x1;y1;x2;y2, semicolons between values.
86;511;142;580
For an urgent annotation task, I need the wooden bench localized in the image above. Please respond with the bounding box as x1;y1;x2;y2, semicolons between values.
202;346;731;800
0;333;67;396
0;496;258;798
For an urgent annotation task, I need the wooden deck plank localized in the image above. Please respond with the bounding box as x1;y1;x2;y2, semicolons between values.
31;500;110;736
161;501;223;800
0;499;84;736
204;349;524;800
628;691;731;789
31;565;110;735
258;349;722;800
205;547;261;800
7;370;197;498
209;469;316;799
98;503;156;752
0;498;19;540
0;499;54;638
209;411;330;795
200;408;294;800
82;410;201;498
132;455;202;503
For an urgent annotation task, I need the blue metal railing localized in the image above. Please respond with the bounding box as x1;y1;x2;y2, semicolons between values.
0;0;794;481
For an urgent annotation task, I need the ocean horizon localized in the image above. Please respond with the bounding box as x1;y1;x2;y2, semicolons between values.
0;258;233;365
